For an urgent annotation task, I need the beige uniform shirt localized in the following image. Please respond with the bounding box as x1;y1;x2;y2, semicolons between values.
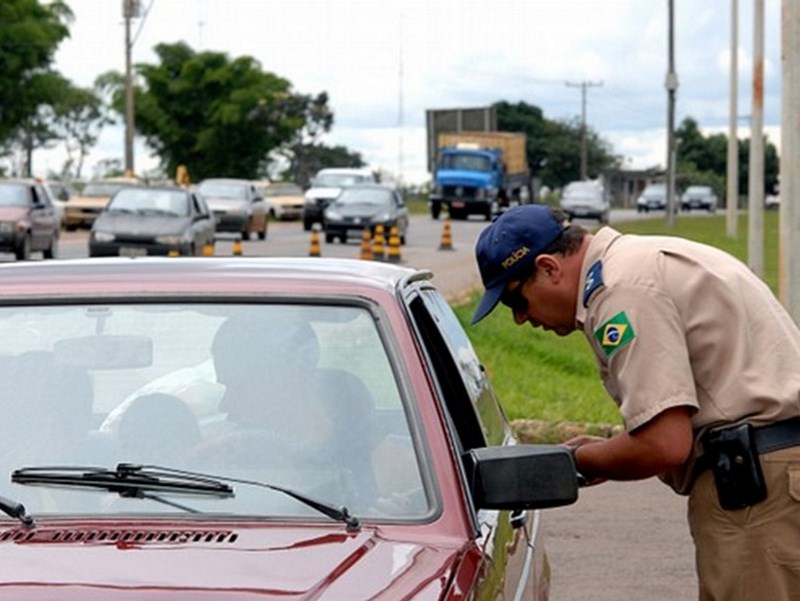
575;227;800;494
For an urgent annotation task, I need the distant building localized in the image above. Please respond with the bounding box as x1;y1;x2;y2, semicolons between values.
602;167;663;208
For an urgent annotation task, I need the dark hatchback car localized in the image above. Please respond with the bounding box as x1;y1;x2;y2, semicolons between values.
197;178;269;240
89;186;215;257
0;178;60;260
0;257;578;598
323;183;409;244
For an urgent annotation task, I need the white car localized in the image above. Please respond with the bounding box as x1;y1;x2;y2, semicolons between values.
559;180;610;224
636;183;673;213
303;167;376;231
680;185;718;213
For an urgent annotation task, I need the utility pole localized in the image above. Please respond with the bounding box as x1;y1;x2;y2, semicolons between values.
726;0;739;239
123;0;140;176
780;0;800;322
565;80;603;180
665;0;679;229
748;0;765;277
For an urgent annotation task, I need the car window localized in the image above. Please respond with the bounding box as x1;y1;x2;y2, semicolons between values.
410;289;509;450
108;189;190;216
84;182;133;197
197;181;248;199
0;302;429;521
264;183;303;196
0;183;31;207
335;188;392;206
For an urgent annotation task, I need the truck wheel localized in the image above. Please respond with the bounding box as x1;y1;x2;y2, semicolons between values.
430;202;441;220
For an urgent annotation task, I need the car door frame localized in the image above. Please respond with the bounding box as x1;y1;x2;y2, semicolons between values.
403;283;542;599
31;183;58;251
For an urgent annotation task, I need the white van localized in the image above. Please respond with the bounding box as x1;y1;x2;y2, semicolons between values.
303;168;375;231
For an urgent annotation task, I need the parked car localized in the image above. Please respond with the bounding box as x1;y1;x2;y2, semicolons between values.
0;178;60;260
766;187;780;210
680;185;717;213
45;180;78;229
636;182;675;213
63;176;145;230
303;167;376;231
0;257;579;598
89;186;215;257
256;181;305;221
197;178;268;240
323;183;409;244
559;180;610;223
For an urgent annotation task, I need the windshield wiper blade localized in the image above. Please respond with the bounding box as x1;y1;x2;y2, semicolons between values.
11;463;234;501
11;464;360;531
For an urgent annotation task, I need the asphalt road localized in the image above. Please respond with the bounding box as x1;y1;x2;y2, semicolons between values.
42;209;698;599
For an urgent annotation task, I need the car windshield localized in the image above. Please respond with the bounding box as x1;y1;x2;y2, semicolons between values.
643;185;665;198
335;188;392;207
108;189;190;216
312;173;370;187
0;303;428;522
264;183;303;196
564;183;600;199
198;181;248;200
83;182;135;197
0;184;30;207
439;153;492;172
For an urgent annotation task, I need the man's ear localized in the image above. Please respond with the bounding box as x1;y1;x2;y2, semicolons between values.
534;254;562;280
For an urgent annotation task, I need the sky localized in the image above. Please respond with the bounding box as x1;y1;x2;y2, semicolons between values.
35;0;784;185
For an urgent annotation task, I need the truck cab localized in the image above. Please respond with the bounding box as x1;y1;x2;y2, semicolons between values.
429;145;505;220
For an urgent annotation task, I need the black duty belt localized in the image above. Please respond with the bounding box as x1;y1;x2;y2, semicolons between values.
752;416;800;454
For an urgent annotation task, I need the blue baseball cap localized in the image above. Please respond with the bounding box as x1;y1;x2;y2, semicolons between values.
471;205;566;324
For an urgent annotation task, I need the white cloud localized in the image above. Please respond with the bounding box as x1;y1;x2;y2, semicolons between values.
26;0;784;185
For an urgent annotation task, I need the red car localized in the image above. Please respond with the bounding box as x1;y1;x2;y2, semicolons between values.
0;257;578;599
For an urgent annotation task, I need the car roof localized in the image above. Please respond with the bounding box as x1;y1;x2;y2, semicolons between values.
339;183;396;192
0;257;432;301
199;178;252;185
316;168;374;176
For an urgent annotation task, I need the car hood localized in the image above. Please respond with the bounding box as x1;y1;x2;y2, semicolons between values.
69;195;110;208
436;169;492;187
305;187;342;201
0;207;30;221
0;521;463;598
204;198;249;213
94;213;192;236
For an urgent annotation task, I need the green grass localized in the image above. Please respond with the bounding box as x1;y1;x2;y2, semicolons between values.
453;211;780;427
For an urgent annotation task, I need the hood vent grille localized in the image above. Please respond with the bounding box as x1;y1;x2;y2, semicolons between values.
0;528;239;545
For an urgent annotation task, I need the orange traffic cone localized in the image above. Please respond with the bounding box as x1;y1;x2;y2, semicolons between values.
203;241;214;256
438;218;454;251
232;236;243;256
371;224;386;261
359;228;373;261
386;226;402;263
309;225;322;257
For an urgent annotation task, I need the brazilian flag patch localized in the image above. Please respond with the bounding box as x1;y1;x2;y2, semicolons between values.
594;311;635;358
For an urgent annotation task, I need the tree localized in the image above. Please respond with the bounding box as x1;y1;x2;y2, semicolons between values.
51;83;110;180
0;0;72;144
98;42;333;181
495;101;619;188
676;116;779;200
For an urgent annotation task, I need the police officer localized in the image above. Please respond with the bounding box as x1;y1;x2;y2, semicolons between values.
471;204;800;601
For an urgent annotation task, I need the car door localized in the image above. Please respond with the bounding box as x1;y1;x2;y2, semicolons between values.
191;192;215;250
394;191;409;239
31;184;58;250
407;287;545;599
249;184;267;231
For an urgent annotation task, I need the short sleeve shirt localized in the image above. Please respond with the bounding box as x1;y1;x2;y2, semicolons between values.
575;227;800;493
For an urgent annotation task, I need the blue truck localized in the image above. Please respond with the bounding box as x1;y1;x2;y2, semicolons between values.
428;131;530;220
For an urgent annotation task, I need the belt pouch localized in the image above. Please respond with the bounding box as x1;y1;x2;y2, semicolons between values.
702;423;767;510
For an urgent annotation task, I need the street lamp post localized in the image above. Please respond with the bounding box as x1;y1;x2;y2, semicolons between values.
123;0;140;176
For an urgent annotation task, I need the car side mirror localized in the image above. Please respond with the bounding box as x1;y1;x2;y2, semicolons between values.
463;444;579;510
